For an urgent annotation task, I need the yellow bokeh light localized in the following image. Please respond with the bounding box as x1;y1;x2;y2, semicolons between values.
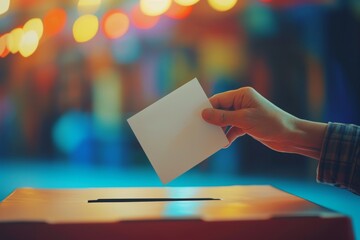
23;18;44;39
7;28;24;54
208;0;237;12
174;0;199;6
19;31;39;58
140;0;172;16
0;0;10;15
78;0;101;14
73;15;99;43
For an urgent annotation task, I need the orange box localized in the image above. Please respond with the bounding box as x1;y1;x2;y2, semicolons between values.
0;186;354;240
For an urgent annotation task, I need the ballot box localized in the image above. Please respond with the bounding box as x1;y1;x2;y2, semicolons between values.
0;186;354;240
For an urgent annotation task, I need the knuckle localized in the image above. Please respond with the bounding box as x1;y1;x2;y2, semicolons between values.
220;112;226;123
242;86;256;96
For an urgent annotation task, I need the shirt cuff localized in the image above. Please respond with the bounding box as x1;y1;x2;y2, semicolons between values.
317;122;360;194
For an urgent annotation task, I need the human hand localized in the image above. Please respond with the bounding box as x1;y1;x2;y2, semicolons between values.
202;87;326;159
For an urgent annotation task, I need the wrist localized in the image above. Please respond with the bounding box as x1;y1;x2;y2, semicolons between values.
286;118;328;160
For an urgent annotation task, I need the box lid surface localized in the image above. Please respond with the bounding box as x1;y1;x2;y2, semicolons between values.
0;185;342;224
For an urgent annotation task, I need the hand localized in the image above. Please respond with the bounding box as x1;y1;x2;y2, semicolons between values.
202;87;327;159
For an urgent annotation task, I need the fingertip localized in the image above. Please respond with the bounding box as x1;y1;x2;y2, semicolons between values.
201;108;213;121
222;141;232;149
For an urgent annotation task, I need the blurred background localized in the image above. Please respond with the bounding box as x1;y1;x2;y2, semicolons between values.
0;0;360;237
1;0;360;175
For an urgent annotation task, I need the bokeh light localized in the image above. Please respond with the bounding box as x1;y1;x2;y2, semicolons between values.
0;0;10;15
0;34;7;55
43;8;67;37
102;10;130;39
93;69;122;141
0;47;9;57
77;0;101;14
112;33;141;64
73;14;99;43
140;0;172;16
53;111;93;154
6;28;24;54
166;2;193;19
19;30;39;58
131;5;160;29
23;18;43;39
174;0;199;6
242;3;276;37
208;0;238;12
0;34;9;57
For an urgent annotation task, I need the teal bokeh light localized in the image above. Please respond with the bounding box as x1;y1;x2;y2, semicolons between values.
242;2;277;37
52;111;93;154
112;32;141;64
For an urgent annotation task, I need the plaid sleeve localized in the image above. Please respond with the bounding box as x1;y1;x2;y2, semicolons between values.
317;122;360;195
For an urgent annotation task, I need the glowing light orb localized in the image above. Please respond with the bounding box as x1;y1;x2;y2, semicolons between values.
78;0;101;14
112;33;141;64
23;18;43;39
0;0;10;15
140;0;171;16
7;28;24;54
243;3;276;37
0;34;10;57
0;34;7;55
166;2;193;19
43;8;67;37
19;30;39;57
53;111;92;154
102;10;130;39
0;47;9;57
208;0;237;12
73;14;99;43
131;5;160;29
174;0;199;6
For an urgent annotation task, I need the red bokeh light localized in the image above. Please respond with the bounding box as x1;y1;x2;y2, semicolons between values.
0;48;10;58
43;8;67;37
166;1;193;19
130;4;160;29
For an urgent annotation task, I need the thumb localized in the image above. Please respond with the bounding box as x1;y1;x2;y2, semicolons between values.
202;108;241;127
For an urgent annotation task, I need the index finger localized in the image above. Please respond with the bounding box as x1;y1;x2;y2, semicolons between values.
209;89;239;110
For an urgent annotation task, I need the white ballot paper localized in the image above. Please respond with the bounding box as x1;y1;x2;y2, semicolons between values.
127;78;228;184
